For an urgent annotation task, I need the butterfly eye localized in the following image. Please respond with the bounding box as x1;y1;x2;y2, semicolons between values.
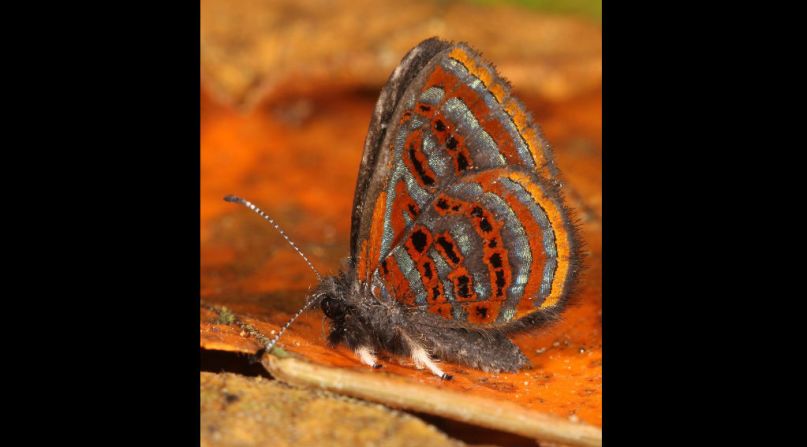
320;296;346;319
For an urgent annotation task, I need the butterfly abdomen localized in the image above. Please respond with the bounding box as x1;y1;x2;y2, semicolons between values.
319;270;531;373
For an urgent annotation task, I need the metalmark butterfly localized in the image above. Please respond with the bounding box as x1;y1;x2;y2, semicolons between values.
226;37;581;380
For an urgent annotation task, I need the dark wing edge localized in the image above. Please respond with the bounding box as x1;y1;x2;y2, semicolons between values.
349;37;453;267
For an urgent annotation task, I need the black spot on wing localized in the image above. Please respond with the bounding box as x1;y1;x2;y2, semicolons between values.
409;145;435;186
411;229;428;253
457;153;469;171
495;270;506;296
423;261;433;279
436;236;460;264
456;275;471;298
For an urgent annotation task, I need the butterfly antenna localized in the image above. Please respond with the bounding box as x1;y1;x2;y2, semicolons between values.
224;195;322;281
224;194;326;353
264;294;320;352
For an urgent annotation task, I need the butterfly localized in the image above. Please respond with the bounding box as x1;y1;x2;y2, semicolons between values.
225;37;581;380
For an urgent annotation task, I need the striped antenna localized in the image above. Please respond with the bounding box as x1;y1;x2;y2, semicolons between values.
224;195;322;281
224;194;323;352
264;294;320;352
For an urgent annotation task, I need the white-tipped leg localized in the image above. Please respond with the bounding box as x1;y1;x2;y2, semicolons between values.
409;344;453;380
355;346;382;369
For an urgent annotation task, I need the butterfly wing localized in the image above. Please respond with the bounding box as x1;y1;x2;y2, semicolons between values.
349;38;452;269
375;167;579;325
352;38;580;327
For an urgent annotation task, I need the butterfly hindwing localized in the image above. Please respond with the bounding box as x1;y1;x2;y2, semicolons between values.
375;167;577;326
353;38;579;327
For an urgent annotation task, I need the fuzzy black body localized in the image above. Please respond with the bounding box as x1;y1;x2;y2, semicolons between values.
314;270;569;373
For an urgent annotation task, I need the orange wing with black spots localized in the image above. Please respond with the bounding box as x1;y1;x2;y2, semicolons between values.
350;38;580;327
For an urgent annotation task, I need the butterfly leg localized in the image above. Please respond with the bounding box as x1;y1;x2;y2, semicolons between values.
404;337;453;380
355;346;382;369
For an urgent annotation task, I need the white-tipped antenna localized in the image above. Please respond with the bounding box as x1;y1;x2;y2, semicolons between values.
224;194;323;352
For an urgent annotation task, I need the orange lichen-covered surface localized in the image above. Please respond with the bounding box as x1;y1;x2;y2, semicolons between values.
200;78;602;428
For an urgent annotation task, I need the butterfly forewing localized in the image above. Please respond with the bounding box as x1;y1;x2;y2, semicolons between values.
349;38;452;269
353;39;579;327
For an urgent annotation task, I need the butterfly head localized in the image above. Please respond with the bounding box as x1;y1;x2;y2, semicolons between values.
312;272;357;322
320;294;347;320
311;270;386;350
